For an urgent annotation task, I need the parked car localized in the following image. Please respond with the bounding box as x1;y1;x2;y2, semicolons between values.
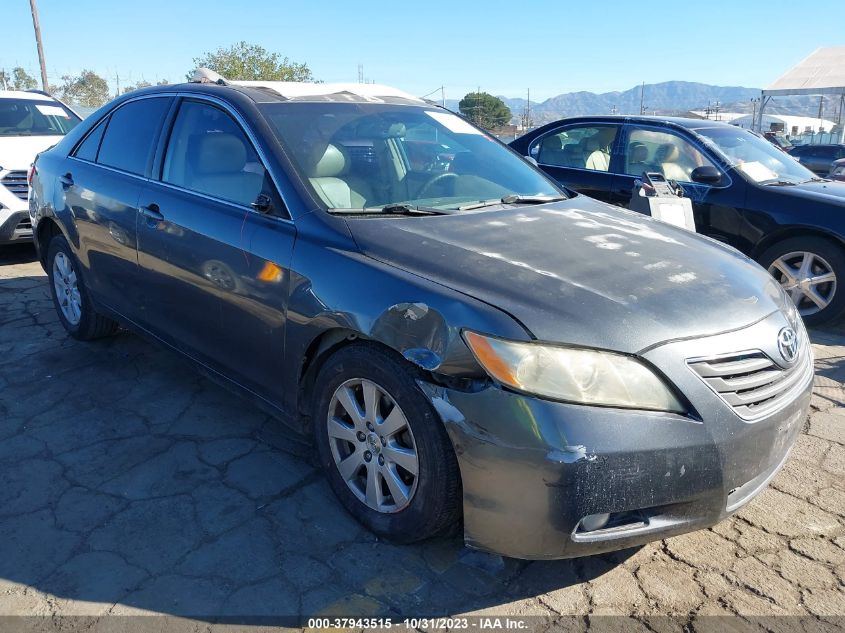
30;75;812;560
788;143;845;176
510;116;845;325
0;90;80;246
830;157;845;182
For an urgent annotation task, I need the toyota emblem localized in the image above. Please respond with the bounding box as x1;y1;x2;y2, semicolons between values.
777;327;799;364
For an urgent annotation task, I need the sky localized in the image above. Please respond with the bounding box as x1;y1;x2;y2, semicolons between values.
3;0;843;102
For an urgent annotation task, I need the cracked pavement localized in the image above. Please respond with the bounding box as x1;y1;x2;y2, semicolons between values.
0;243;843;627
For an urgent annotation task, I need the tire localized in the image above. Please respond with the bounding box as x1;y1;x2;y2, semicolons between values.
759;235;845;327
46;234;119;340
312;343;461;543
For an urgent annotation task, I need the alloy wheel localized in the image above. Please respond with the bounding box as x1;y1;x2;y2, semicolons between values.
52;252;82;325
768;250;837;317
326;378;419;513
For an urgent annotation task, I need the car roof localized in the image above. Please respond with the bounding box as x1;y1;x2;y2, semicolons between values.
0;90;56;102
129;75;426;107
528;115;749;137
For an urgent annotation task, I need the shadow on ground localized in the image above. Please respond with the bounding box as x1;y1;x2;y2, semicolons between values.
0;265;640;621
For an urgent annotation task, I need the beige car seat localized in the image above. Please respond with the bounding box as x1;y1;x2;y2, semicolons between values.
655;143;690;182
308;144;373;209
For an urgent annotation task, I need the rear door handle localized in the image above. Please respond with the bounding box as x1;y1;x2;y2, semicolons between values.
139;203;164;222
59;173;74;188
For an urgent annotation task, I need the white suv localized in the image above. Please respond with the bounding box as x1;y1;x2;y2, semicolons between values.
0;90;81;245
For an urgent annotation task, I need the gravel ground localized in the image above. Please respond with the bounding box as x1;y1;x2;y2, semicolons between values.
0;243;843;630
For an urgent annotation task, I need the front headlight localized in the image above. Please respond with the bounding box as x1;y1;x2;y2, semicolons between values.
463;331;685;413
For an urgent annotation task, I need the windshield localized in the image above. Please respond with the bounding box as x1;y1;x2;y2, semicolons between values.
0;98;81;137
259;102;561;212
696;126;816;185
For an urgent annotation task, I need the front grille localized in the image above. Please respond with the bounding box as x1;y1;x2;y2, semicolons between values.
688;344;812;420
1;171;29;200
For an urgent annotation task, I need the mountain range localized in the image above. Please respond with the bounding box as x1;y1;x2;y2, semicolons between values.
444;81;834;126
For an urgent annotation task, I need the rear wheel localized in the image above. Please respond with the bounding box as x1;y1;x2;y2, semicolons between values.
759;236;845;327
47;234;118;340
312;343;461;543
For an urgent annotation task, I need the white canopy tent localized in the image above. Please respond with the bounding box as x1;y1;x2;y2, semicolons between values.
756;47;845;142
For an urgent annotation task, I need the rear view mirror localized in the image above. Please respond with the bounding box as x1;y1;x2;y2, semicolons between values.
690;165;722;185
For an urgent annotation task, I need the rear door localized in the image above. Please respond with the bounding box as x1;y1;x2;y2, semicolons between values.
135;97;296;398
526;122;622;203
65;96;173;315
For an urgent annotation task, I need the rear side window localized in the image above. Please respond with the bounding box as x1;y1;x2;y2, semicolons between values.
73;119;107;162
161;100;267;207
97;98;171;176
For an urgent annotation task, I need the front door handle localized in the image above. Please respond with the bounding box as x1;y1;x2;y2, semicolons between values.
59;173;74;188
139;203;164;222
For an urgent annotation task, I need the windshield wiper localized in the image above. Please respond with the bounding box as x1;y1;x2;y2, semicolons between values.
330;204;449;216
760;179;799;186
458;194;567;211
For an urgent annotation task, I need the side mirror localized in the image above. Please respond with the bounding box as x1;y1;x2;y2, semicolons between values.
251;193;274;214
690;165;722;185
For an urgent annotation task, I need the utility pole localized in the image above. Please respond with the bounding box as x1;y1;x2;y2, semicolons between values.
29;0;49;92
357;64;364;84
639;82;646;115
441;85;445;108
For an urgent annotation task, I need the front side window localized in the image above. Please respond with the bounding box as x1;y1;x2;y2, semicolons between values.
162;101;267;207
97;97;171;176
533;125;618;172
0;98;80;137
260;102;561;212
623;128;715;182
697;126;817;185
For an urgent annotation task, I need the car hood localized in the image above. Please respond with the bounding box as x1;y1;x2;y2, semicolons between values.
346;198;785;353
760;178;845;204
0;135;63;171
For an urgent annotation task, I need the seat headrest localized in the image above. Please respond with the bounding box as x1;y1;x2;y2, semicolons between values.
195;133;247;174
629;142;648;163
656;142;680;163
584;138;601;152
311;144;348;178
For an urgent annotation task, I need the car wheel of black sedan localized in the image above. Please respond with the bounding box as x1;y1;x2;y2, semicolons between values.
761;236;845;326
47;234;118;340
313;343;461;543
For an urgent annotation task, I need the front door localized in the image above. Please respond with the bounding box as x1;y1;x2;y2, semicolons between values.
613;124;745;247
135;98;296;400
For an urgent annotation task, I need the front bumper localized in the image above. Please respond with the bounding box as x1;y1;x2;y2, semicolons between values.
0;209;33;245
424;312;813;560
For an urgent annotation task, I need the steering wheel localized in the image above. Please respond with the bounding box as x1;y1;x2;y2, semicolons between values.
416;172;459;199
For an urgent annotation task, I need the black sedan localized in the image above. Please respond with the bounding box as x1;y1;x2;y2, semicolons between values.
511;117;845;325
789;143;845;177
29;79;811;560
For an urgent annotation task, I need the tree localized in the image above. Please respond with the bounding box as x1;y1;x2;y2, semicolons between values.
57;70;110;108
0;67;38;91
122;80;152;94
189;41;315;82
13;67;38;91
458;92;512;130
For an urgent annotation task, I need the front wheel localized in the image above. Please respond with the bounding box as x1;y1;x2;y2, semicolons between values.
759;236;845;327
312;343;461;543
